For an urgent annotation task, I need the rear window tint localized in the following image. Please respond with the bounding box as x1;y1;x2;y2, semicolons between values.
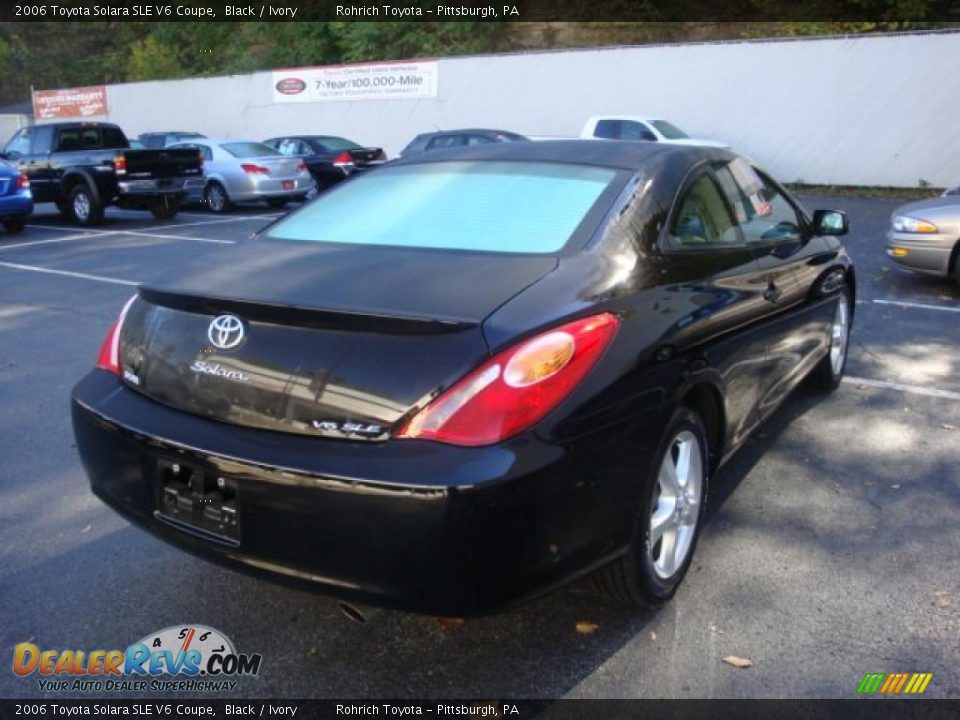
221;142;280;158
265;161;619;254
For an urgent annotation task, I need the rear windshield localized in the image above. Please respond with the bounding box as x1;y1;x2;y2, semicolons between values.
313;136;361;151
652;121;689;140
264;161;619;254
220;142;280;158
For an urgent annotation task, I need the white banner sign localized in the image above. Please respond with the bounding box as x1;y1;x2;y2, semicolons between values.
272;60;438;104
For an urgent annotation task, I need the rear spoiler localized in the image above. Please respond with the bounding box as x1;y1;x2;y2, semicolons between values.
138;287;478;335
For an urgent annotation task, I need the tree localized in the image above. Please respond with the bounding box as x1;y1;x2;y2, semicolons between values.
128;35;185;81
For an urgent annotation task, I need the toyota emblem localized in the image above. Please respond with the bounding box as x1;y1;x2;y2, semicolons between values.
207;315;245;350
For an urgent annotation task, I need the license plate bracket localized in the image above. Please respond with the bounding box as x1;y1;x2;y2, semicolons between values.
153;460;240;545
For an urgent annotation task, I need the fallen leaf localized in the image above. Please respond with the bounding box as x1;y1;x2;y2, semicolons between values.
933;592;952;609
434;617;465;632
941;423;956;431
723;655;754;669
81;524;91;534
649;631;657;641
891;483;901;490
575;621;600;635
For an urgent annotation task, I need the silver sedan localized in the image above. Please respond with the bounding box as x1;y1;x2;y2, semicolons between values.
885;195;960;281
169;139;314;212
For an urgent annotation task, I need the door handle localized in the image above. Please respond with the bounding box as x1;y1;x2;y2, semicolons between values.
763;282;782;303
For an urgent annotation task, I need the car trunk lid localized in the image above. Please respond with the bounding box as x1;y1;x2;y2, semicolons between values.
118;241;556;440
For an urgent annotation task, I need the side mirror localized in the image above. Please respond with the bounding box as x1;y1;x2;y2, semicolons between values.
812;209;848;236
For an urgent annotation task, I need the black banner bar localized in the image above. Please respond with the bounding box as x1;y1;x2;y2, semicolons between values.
2;700;960;720
1;0;959;22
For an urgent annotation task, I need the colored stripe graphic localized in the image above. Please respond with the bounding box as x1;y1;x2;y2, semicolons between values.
857;673;885;694
858;672;932;695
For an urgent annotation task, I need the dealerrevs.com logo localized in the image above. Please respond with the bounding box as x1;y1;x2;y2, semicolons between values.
13;625;262;692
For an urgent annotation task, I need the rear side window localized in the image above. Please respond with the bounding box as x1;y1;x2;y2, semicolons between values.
220;142;280;158
100;127;128;148
56;128;82;151
265;160;619;254
668;174;740;248
426;135;464;151
618;121;657;141
594;120;621;139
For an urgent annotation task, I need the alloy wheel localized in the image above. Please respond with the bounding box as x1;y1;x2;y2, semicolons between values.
73;191;90;222
208;185;226;212
649;430;703;579
830;294;849;376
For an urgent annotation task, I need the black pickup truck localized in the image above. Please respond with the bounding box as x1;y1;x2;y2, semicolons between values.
1;122;204;225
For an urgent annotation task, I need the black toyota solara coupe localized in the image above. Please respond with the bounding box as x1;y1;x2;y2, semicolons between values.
72;141;855;616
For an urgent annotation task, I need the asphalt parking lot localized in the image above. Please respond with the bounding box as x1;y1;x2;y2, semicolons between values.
0;195;957;700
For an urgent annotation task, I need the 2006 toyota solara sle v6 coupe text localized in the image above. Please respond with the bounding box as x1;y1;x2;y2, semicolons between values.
72;141;855;617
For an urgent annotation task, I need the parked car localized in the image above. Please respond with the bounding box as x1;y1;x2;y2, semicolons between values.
263;135;386;191
1;122;203;225
581;115;727;148
0;160;33;233
72;141;853;617
399;129;528;157
169;139;312;212
885;196;960;281
943;185;959;196
138;131;207;148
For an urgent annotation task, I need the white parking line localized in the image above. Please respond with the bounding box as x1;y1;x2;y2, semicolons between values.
845;376;960;402
872;299;960;314
122;231;235;245
26;224;101;233
0;232;117;251
0;260;138;286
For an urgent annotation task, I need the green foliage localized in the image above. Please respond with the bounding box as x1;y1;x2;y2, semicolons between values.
128;35;184;81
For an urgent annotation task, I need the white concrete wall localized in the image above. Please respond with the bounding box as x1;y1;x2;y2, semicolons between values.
95;32;960;188
0;114;30;143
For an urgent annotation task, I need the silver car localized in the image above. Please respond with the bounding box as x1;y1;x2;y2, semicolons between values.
885;195;960;281
169;139;313;212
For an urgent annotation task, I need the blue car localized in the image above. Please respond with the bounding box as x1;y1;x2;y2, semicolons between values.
0;160;33;234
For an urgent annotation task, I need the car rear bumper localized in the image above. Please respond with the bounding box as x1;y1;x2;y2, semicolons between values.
117;178;195;196
71;371;639;616
885;230;956;277
0;193;33;219
230;174;313;201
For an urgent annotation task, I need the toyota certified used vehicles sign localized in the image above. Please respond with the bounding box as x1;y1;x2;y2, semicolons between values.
271;60;439;103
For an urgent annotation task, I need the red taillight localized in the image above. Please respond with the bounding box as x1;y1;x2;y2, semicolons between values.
15;174;29;189
332;151;353;167
114;155;127;175
396;313;620;446
241;164;270;175
95;296;137;376
296;161;307;172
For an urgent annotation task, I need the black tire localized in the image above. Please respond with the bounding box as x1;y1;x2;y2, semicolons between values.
69;183;104;226
809;288;852;392
149;195;180;220
595;406;710;608
204;181;232;214
266;198;288;209
953;244;960;287
3;217;25;234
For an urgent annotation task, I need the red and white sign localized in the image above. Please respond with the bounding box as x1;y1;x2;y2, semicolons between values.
32;86;108;120
272;60;438;104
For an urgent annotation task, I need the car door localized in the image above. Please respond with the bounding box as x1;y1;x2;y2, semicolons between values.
659;168;771;448
713;158;832;415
